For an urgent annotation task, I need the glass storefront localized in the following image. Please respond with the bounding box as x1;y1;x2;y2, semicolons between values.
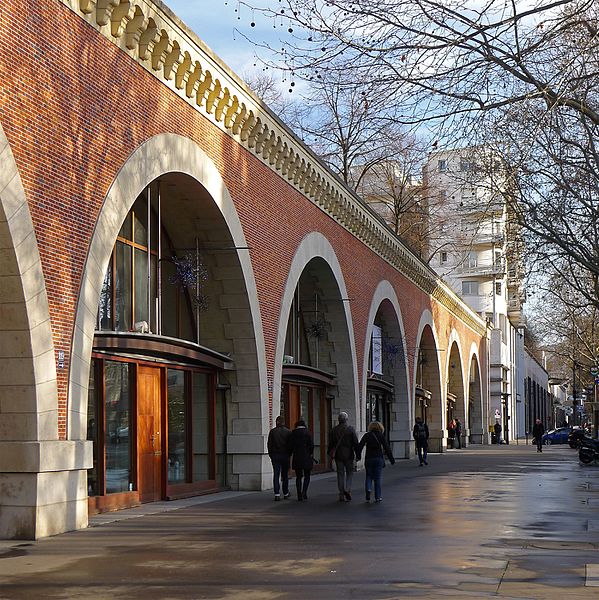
281;381;331;471
104;361;132;494
88;355;221;513
167;369;187;484
90;185;227;513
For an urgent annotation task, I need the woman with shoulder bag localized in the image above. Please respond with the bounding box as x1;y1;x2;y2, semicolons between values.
357;421;395;503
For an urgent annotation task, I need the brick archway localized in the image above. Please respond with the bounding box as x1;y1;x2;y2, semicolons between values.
272;232;359;425
414;313;444;452
69;133;269;488
468;348;485;443
362;280;411;456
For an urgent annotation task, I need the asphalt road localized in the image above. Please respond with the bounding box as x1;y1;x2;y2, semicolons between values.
1;444;598;599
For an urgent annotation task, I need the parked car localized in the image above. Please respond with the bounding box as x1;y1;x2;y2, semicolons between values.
541;427;572;445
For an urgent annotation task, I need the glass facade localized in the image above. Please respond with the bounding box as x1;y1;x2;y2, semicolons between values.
167;369;187;484
90;184;223;510
97;192;194;342
104;361;132;494
192;372;211;482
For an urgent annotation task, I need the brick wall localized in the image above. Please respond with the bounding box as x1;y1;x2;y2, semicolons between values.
0;0;485;437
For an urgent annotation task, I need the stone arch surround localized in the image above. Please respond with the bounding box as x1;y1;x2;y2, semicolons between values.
413;311;444;452
272;232;359;424
362;281;411;456
467;345;486;444
0;124;89;539
69;133;269;488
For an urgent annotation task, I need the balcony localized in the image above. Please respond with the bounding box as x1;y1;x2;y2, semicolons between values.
457;260;506;278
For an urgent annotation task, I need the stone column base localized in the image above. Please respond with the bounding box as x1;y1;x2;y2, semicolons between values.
0;440;92;539
227;434;270;491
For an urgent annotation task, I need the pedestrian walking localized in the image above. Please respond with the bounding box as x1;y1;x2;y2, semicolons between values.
447;419;456;449
288;419;314;501
413;416;429;466
357;421;395;503
328;411;359;502
267;415;291;501
494;421;502;444
454;418;462;449
532;418;545;453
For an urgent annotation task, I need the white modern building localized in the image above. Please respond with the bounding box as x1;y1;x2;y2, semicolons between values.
423;148;526;443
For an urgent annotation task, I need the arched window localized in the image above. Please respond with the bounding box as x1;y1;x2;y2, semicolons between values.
97;188;195;341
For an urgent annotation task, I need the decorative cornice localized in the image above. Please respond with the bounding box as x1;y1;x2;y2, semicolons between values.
59;0;487;337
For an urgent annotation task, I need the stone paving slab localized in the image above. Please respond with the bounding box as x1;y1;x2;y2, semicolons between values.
0;445;598;599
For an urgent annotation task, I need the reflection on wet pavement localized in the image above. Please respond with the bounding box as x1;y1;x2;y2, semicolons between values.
0;446;598;598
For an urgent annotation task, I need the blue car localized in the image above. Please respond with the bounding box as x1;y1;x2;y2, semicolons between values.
541;427;571;445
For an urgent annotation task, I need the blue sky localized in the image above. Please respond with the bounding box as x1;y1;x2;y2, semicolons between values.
165;1;282;78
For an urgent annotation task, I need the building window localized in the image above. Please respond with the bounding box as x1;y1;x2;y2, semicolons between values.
495;281;502;295
370;324;383;375
438;159;447;172
467;251;478;268
462;281;479;296
167;369;187;484
104;361;132;494
440;251;448;264
97;190;195;342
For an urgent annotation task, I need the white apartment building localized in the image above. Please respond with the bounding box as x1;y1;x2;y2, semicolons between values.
423;148;526;443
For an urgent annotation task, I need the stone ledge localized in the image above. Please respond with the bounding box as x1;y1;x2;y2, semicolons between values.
0;440;92;472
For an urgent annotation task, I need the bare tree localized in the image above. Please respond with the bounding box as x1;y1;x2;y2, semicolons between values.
240;0;599;306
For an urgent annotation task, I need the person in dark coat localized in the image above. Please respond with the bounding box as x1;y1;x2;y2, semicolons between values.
288;419;314;501
413;416;429;466
532;418;545;452
494;421;502;444
454;418;463;449
267;415;291;501
357;421;395;503
328;411;359;502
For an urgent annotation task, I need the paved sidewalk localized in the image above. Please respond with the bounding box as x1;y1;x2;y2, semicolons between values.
1;445;598;599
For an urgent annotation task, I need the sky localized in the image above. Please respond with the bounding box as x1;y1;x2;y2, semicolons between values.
165;1;284;81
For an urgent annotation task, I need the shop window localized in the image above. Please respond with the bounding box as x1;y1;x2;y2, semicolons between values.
192;372;212;482
104;361;132;494
167;369;187;484
370;324;383;375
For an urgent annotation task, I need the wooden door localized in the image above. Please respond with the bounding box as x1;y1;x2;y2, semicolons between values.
137;365;162;503
287;384;301;428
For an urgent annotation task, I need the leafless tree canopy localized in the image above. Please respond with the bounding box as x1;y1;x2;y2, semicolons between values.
242;0;599;306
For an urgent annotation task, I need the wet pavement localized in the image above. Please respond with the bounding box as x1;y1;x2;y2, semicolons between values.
1;444;598;598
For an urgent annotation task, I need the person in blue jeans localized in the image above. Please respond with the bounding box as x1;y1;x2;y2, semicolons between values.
357;421;395;503
267;415;291;500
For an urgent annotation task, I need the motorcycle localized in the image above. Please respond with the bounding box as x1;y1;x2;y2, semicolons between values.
578;436;599;464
